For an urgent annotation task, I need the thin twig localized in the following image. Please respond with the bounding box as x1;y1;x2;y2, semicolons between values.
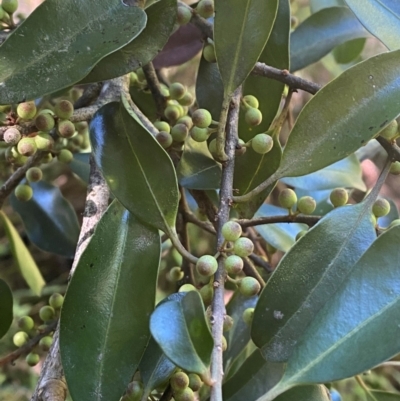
142;62;167;117
238;214;321;228
376;136;400;162
248;253;273;273
243;257;266;287
189;190;218;230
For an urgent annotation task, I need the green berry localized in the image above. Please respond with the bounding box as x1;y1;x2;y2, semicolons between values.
192;109;212;128
169;83;186;100
169;266;184;282
295;230;308;241
125;381;144;401
179;283;197;292
208;138;217;156
379;120;398;141
196;255;218;277
14;184;33;202
221;335;228;351
242;95;259;109
26;352;40;367
4;127;21;145
235;138;247;156
129;72;138;86
58;149;73;163
245;108;262;126
279;188;297;210
136;68;146;82
39;336;53;351
54;100;74;120
389;219;400;228
156;131;173;148
34;132;54;151
178;92;194;107
174;387;195;401
390;161;400;175
221;221;242;241
26;167;43;183
1;0;18;14
238;276;261;297
17;101;36;120
13;331;29;347
190;126;209;142
196;0;214;18
171;372;190;391
224;255;243;275
188;373;202;392
297;196;316;215
154;121;171;133
177;115;193;129
233;237;254;257
330;188;348;207
251;133;273;154
242;308;254;326
57;119;75;138
171;123;189;142
18;316;34;331
370;213;377;227
35;113;55;132
39;305;55;322
199;284;214;305
177;4;192;25
164;105;181;121
203;43;216;63
223;315;234;332
17;137;37;156
42;152;53;164
372;198;390;218
49;293;64;309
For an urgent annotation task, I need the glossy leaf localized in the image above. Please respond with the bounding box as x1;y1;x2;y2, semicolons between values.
60;200;160;401
214;0;278;94
90;100;179;232
82;0;176;83
150;291;213;375
177;138;222;190
0;0;146;103
345;0;400;50
290;7;368;72
0;279;13;339
10;181;80;258
333;38;366;64
278;49;400;178
0;211;45;296
252;201;376;362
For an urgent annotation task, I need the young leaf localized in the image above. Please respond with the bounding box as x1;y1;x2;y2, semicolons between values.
10;181;80;258
0;211;45;296
0;279;13;339
214;0;278;95
251;201;376;362
60;200;161;401
0;0;147;103
90;101;179;232
150;291;213;376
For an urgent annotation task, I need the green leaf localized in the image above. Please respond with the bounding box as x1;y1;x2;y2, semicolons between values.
333;38;366;64
278;49;400;178
90;100;179;232
150;291;213;376
345;0;400;50
82;0;176;83
0;211;45;296
0;0;147;104
10;181;80;258
69;153;90;183
290;7;368;72
177;138;222;190
310;0;345;13
274;385;331;401
0;278;13;339
371;391;400;401
60;200;160;401
252;201;376;362
214;0;278;94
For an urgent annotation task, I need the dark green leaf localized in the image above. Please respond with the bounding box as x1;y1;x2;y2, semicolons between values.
252;201;376;362
0;0;146;103
60;200;160;401
90;100;179;232
0;278;13;339
274;385;331;401
214;0;278;94
371;391;400;401
333;38;366;64
82;0;176;83
0;211;45;296
177;138;222;190
10;181;80;258
150;291;213;376
290;7;368;72
69;153;90;183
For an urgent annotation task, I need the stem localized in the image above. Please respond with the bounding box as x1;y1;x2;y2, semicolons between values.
168;227;199;264
355;376;378;401
232;173;279;203
238;214;321;228
142;62;167;118
243;257;266;287
216;94;231;162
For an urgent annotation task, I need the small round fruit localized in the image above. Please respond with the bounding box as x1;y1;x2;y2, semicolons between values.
242;308;254;326
154;121;171;133
203;43;216;63
221;335;228;351
221;221;242;241
224;255;244;275
169;83;186;100
178;92;194;107
17;137;37;156
42;152;53;164
136;68;146;82
192;109;212;128
18;316;34;331
390;219;400;228
39;336;53;351
251;133;273;154
39;305;55;322
242;95;259;109
57;120;75;138
14;184;33;202
223;315;234;332
164;105;181;121
1;0;18;14
196;0;214;18
208;138;217;156
171;123;189;142
26;167;43;183
177;115;193;129
199;284;214;305
4;127;21;145
26;352;40;367
174;387;195;401
235;138;247;156
54;100;74;120
245;108;262;126
156;131;173;148
379;120;398;141
177;4;192;25
129;72;138;86
278;188;297;210
49;293;64;309
125;381;144;401
190;126;209;142
34;132;54;151
196;255;218;277
13;331;29;347
297;196;316;215
58;149;73;163
372;198;390;218
17;101;36;120
35;113;55;132
169;266;184;282
179;283;197;292
238;276;261;297
170;371;190;391
5;146;19;163
390;161;400;175
188;373;202;392
330;188;348;207
233;237;254;257
295;230;308;241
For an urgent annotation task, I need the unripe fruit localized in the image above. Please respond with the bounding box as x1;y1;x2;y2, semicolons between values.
136;68;146;82
174;387;195;401
208;138;217;156
178;92;194;107
35;132;54;151
379;120;398;141
15;184;33;202
177;4;192;25
164;105;181;121
129;72;138;86
26;167;43;183
370;214;377;227
190;126;209;142
17;137;37;156
4;127;21;145
251;133;273;154
295;230;308;241
125;381;144;401
13;331;29;347
233;237;254;257
54;100;74;119
177;116;193;129
196;0;214;18
235;138;247;157
223;315;234;332
224;255;244;275
390;161;400;175
1;0;18;14
297;196;316;214
196;255;218;277
169;83;186;100
389;219;400;228
49;293;64;309
57;120;75;138
279;188;297;210
372;198;390;218
171;123;189;142
238;276;261;297
245;108;262;126
18;316;34;331
42;152;53;164
242;307;254;326
26;352;40;367
221;335;227;351
192;109;212;128
169;266;184;282
203;43;216;63
188;373;202;391
58;149;73;163
35;113;55;132
5;146;19;163
242;95;259;109
154;121;171;133
199;284;214;305
39;336;53;351
17;101;36;120
330;188;348;207
156;131;173;148
221;221;242;241
179;283;197;292
170;372;190;391
39;305;55;322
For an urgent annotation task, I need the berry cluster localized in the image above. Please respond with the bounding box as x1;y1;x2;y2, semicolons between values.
278;188;317;216
167;371;204;401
